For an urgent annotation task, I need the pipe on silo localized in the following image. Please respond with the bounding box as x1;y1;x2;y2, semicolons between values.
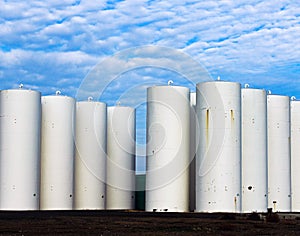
241;88;268;213
40;95;76;210
196;81;241;213
106;106;136;210
267;95;291;212
0;89;41;210
74;100;107;210
146;85;190;212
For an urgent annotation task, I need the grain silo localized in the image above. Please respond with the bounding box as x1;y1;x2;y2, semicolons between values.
267;95;291;212
196;81;241;213
241;87;268;213
189;92;197;212
74;99;107;210
40;93;76;210
0;89;41;210
146;85;190;212
290;98;300;212
106;106;136;210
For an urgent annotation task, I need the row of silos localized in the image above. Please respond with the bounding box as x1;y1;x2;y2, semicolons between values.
145;81;299;213
0;89;135;210
0;81;299;213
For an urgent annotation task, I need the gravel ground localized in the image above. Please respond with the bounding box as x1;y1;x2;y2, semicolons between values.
0;210;299;235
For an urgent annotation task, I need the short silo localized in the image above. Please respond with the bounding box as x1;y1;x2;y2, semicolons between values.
290;98;300;212
0;89;41;210
106;106;136;210
74;99;107;210
189;92;197;212
241;88;268;213
146;85;190;212
267;95;291;212
196;81;241;213
40;93;76;210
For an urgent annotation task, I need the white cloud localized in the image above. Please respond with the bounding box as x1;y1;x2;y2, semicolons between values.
0;0;298;89
0;0;300;173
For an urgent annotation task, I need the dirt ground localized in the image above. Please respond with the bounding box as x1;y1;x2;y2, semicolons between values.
0;210;299;235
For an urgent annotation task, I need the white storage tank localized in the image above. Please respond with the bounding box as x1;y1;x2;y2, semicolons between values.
146;85;190;212
196;81;241;213
40;93;76;210
0;89;41;210
267;95;291;212
189;92;197;212
74;99;107;210
106;106;136;210
241;88;268;213
290;98;300;212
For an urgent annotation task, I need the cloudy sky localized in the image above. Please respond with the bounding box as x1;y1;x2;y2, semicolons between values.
1;0;299;172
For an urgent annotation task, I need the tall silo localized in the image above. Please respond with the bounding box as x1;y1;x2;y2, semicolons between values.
146;85;190;212
290;98;300;212
40;93;76;210
267;95;291;212
106;106;136;210
74;99;107;210
189;92;197;212
241;88;268;213
196;81;241;213
0;89;41;210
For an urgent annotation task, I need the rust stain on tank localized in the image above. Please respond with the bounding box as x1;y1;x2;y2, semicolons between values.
273;200;277;212
206;109;209;147
230;109;234;121
234;196;237;212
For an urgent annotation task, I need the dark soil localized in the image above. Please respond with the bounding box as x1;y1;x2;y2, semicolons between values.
0;210;299;235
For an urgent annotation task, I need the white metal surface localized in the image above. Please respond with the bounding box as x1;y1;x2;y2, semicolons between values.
106;106;136;210
40;95;76;210
196;81;241;213
189;92;197;212
267;95;291;212
74;100;107;210
290;100;300;212
0;89;41;210
146;85;190;212
241;88;268;213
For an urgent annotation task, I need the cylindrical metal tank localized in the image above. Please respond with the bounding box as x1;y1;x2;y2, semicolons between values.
106;106;136;210
241;88;268;213
40;94;76;210
196;81;241;213
0;89;41;210
74;100;107;210
267;95;291;212
189;92;197;212
290;99;300;212
146;85;190;212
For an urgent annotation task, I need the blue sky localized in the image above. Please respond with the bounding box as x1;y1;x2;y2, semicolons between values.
0;0;300;172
